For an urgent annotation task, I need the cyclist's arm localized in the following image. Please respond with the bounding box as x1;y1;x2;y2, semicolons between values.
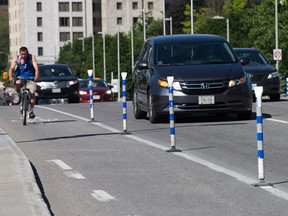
8;57;17;82
32;55;39;82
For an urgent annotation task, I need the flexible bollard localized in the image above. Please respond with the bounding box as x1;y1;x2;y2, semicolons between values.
252;86;272;187
166;76;181;153
286;78;288;97
88;70;95;122
120;72;130;134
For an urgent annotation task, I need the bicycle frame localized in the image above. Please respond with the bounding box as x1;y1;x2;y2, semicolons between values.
18;78;30;125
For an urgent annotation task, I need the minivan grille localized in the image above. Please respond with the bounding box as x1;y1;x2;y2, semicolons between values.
250;74;264;82
180;80;228;95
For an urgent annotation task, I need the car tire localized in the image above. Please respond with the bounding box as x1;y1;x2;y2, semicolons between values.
237;110;252;120
269;94;280;101
147;89;160;123
132;88;146;119
68;97;80;103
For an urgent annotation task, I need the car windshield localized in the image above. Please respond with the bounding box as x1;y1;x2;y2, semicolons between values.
39;66;74;77
155;41;236;66
235;50;268;65
80;80;108;88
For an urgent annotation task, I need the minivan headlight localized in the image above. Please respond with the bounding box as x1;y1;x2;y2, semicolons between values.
267;71;279;79
228;76;246;87
158;79;182;90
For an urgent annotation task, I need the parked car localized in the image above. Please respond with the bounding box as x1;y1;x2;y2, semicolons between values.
234;48;281;101
79;79;113;103
132;34;253;123
36;64;80;103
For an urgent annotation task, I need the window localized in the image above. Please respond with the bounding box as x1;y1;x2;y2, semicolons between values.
73;32;83;40
133;17;138;24
59;17;70;27
148;2;153;10
116;2;122;10
117;17;122;25
36;2;42;11
72;17;83;26
72;2;82;11
0;0;8;5
37;32;43;41
37;17;42;26
60;32;70;41
38;47;43;56
132;2;138;9
59;2;69;11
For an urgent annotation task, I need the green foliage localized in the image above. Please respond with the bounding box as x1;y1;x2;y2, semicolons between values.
0;16;9;72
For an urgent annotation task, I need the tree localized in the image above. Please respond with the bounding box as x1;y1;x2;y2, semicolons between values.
0;16;9;73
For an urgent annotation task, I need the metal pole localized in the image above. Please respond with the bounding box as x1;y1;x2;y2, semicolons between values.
87;69;94;121
286;78;288;97
226;19;230;42
275;0;279;70
166;76;181;153
103;33;106;81
191;0;194;34
163;0;166;35
143;9;146;41
92;34;95;79
117;31;121;102
131;24;134;73
170;17;172;35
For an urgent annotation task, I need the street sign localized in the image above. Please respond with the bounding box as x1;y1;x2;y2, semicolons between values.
273;49;282;61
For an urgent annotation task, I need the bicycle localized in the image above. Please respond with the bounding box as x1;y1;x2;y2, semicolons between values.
17;77;31;125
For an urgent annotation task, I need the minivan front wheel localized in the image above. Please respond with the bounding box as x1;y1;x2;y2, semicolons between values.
147;90;160;123
132;89;146;119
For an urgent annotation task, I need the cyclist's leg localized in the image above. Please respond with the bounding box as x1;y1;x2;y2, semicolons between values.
15;79;22;104
27;81;37;118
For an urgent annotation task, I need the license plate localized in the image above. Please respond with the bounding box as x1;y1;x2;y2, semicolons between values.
198;95;215;104
52;88;61;93
93;95;100;100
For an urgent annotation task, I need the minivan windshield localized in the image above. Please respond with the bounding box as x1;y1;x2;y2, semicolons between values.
156;41;237;66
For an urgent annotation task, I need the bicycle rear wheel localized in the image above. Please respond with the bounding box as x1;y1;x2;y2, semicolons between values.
22;91;28;125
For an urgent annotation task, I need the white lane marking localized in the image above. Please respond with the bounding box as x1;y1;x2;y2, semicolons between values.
39;106;288;201
64;171;85;179
47;159;72;170
266;118;288;124
91;190;115;202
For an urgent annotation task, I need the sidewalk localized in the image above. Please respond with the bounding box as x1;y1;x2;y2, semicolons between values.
0;128;50;216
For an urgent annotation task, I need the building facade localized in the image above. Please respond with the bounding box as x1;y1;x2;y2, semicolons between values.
9;0;93;64
9;0;166;64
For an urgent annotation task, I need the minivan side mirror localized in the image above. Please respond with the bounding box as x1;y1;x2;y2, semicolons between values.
239;57;251;65
136;61;149;70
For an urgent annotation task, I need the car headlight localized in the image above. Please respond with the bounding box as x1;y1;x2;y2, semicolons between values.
157;79;182;90
79;90;88;95
228;76;246;87
105;90;112;94
267;71;279;79
68;80;78;86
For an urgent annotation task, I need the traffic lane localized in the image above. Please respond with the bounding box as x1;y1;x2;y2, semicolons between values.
2;106;288;215
40;101;288;192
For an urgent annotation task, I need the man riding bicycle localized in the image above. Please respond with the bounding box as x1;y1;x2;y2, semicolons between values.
8;46;39;118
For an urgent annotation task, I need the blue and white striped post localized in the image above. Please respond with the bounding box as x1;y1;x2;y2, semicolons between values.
88;70;94;121
253;86;272;187
166;76;181;153
286;78;288;97
121;72;129;134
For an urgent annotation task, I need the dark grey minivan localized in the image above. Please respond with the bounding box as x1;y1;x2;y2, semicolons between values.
132;34;253;123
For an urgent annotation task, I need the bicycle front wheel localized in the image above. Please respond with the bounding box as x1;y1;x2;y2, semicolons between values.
22;91;28;125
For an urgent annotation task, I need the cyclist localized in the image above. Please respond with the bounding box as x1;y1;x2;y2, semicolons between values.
8;46;39;118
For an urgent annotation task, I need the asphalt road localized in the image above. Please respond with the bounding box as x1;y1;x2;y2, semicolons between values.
1;98;288;216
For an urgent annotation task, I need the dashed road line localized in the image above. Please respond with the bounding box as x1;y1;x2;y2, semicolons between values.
91;190;115;202
47;159;72;170
64;171;85;179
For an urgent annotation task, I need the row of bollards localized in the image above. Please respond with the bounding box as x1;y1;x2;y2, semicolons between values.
87;70;284;186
